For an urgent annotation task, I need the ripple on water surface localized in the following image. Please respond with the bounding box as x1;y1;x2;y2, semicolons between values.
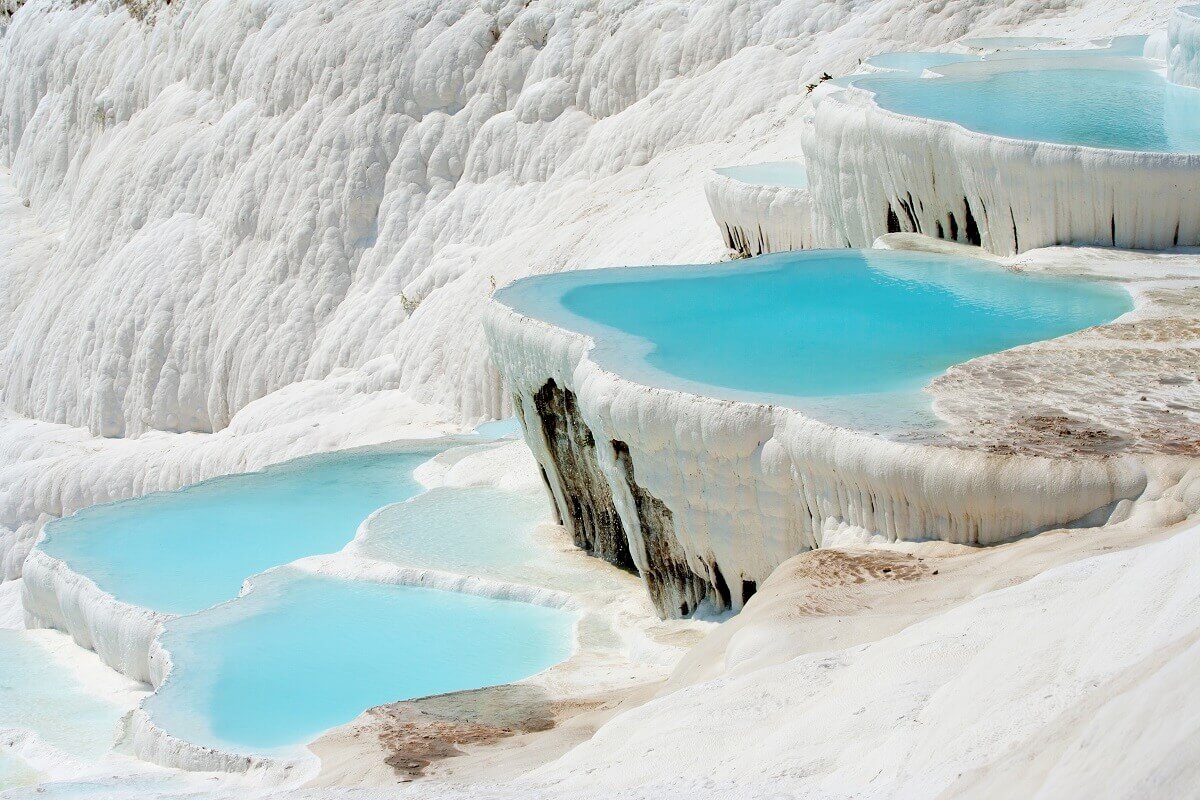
360;487;548;578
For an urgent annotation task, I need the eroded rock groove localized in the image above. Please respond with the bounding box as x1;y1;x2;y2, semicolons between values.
530;381;634;569
611;439;710;617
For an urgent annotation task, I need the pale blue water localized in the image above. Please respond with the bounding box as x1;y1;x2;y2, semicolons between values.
979;36;1147;61
862;37;1147;76
864;51;979;72
496;250;1130;430
715;162;808;189
0;629;130;787
144;571;575;752
959;36;1061;50
858;61;1200;152
471;416;523;438
39;446;443;615
360;487;549;578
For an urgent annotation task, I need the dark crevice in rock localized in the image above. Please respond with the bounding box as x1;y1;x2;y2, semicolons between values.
531;380;634;570
1010;207;1020;252
710;561;731;609
611;439;710;618
723;223;757;258
902;191;921;233
886;203;901;233
935;220;944;240
948;211;959;242
963;197;981;246
741;579;757;605
537;465;562;525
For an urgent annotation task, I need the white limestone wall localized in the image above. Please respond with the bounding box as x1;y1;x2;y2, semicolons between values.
702;171;813;256
1169;6;1200;88
484;298;1149;619
804;80;1200;255
21;547;167;683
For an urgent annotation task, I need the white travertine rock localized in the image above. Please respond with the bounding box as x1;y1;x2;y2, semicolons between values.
1169;5;1200;87
484;277;1157;618
804;60;1200;255
21;546;168;683
0;0;1162;439
702;168;813;257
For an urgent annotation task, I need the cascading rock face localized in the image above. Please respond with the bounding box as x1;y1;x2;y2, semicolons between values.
611;440;710;617
702;168;814;258
803;66;1200;256
518;376;733;617
1169;5;1200;89
525;381;633;570
485;258;1158;620
0;0;1120;438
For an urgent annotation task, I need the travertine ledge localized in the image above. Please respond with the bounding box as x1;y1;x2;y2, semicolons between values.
804;61;1200;255
1169;5;1200;89
703;169;813;257
485;242;1200;618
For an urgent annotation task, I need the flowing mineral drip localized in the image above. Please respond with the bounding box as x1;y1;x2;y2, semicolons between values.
611;440;711;617
526;381;634;570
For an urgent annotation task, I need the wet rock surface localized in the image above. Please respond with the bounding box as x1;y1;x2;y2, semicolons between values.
612;440;711;617
528;380;634;570
932;284;1200;458
363;685;560;781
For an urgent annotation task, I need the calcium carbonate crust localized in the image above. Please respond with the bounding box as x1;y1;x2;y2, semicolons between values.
1169;4;1200;88
803;64;1200;255
484;272;1155;619
702;170;813;257
21;546;168;683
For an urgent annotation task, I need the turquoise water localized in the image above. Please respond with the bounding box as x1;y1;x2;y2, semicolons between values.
864;51;979;72
959;35;1147;56
0;629;130;783
496;250;1130;429
39;446;443;615
360;487;549;578
144;571;575;752
715;162;808;189
863;37;1147;76
471;417;523;438
959;35;1061;50
858;61;1200;152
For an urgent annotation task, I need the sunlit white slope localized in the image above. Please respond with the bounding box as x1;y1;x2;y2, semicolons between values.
530;521;1200;798
0;0;1162;438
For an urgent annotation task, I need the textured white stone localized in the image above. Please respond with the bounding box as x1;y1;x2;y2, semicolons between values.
21;546;168;683
1169;5;1200;88
702;168;813;256
804;58;1200;255
484;268;1154;617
